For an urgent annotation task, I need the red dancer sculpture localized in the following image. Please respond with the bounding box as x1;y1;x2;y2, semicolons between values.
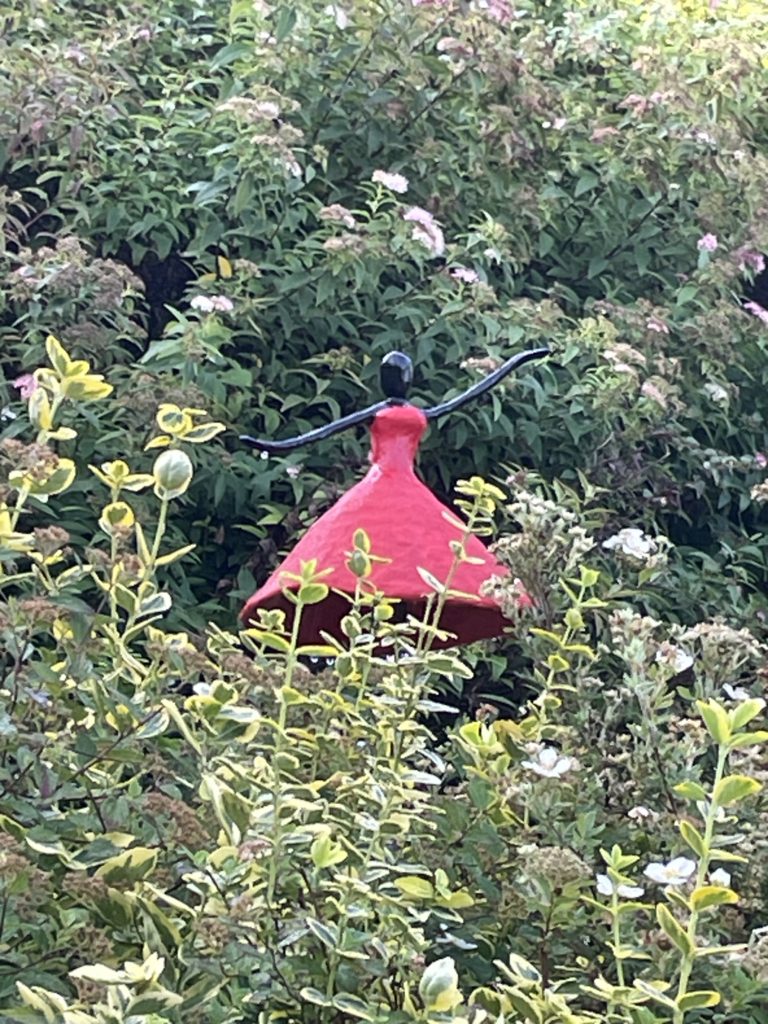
241;348;548;647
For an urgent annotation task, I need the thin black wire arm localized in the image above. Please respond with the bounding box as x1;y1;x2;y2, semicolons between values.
240;400;389;453
423;347;550;420
241;347;550;452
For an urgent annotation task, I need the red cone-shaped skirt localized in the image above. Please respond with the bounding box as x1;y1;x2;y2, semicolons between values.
241;404;516;647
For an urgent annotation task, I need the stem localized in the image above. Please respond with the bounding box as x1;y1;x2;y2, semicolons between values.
612;890;626;989
266;601;305;905
672;745;728;1023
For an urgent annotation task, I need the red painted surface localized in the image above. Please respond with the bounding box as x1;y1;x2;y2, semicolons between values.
241;404;521;647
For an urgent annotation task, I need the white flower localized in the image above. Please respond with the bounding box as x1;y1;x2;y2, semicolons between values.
703;382;728;404
371;169;409;193
655;645;694;674
602;527;657;561
710;868;731;888
596;874;644;899
254;100;280;120
192;294;233;313
449;265;480;284
723;683;751;702
628;805;652;820
403;206;445;257
521;745;577;779
643;857;697;886
323;3;349;28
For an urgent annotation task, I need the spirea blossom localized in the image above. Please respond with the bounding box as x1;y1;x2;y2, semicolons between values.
12;374;38;399
371;169;409;193
191;295;233;313
745;300;768;325
449;265;480;284
697;233;718;253
738;250;765;275
602;528;657;561
646;316;669;334
403;206;445;257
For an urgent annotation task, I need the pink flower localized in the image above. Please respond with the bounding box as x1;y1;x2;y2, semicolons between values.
209;295;234;313
482;0;514;23
371;169;409;194
745;300;768;325
449;265;480;284
697;233;718;253
403;206;445;257
738;249;766;275
646;316;669;334
755;452;767;469
12;373;38;399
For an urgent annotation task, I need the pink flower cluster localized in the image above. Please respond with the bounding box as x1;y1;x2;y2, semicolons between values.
403;206;445;257
13;373;38;399
745;300;768;325
737;249;766;275
697;233;718;253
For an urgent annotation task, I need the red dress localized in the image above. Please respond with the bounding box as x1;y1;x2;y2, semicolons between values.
241;404;516;647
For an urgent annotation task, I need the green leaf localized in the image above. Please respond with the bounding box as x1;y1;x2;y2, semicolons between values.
300;987;331;1008
696;699;731;745
395;876;434;900
656;903;693;956
69;964;123;984
690;885;739;911
331;995;375;1020
46;334;72;375
161;699;202;754
96;846;158;884
310;832;347;869
676;991;720;1010
297;583;329;605
713;774;762;807
674;780;708;802
305;916;338;948
729;730;768;748
182;422;226;443
730;698;765;730
155;543;196;566
679;820;705;857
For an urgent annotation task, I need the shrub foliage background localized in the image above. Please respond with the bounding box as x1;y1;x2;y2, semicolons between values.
2;0;768;1022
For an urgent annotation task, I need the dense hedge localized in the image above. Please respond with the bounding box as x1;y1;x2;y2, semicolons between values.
2;2;768;1022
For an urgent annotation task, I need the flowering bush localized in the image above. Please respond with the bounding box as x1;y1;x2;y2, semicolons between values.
2;0;768;1021
2;339;768;1024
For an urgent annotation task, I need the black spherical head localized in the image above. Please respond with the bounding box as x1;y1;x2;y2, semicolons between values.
380;351;413;400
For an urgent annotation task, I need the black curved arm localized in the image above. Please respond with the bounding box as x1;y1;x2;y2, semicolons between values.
424;347;550;420
240;400;389;453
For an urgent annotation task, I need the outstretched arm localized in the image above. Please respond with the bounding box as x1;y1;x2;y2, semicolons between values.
240;400;389;454
424;347;550;421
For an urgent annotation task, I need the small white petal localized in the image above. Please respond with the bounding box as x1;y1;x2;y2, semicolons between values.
596;874;613;896
617;883;645;899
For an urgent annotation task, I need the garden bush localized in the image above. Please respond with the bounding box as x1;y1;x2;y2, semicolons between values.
2;0;768;1021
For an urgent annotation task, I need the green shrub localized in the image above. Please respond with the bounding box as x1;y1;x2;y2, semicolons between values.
3;1;768;1020
1;340;768;1023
